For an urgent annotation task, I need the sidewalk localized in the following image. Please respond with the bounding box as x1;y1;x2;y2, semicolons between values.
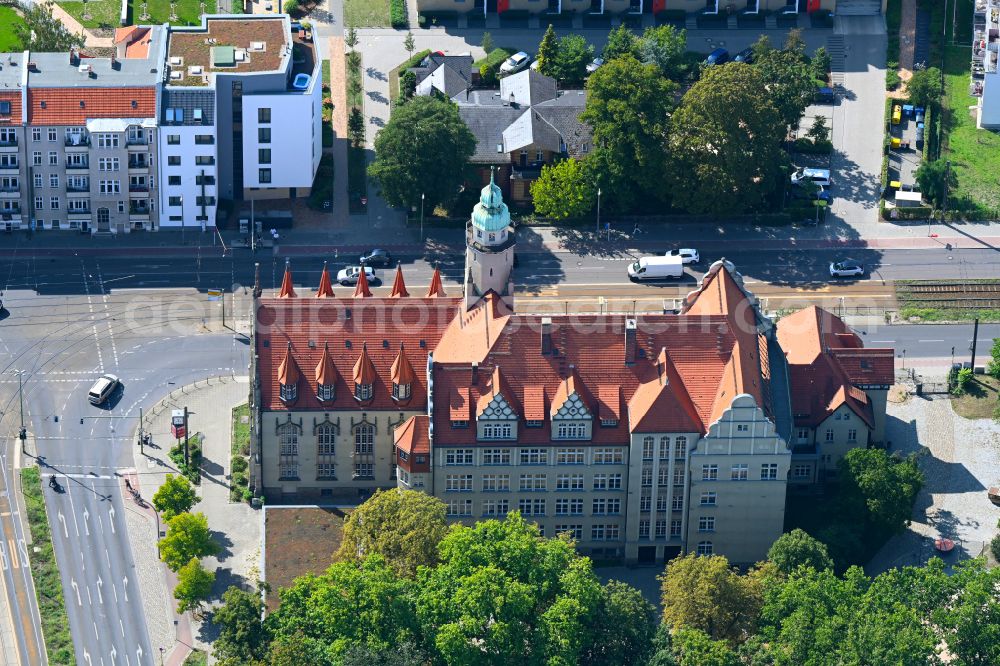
127;376;258;665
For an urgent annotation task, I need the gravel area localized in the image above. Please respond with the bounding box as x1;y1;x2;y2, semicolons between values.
867;395;1000;574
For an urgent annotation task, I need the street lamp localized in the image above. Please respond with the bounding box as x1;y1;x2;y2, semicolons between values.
7;370;26;454
595;188;601;234
420;193;425;243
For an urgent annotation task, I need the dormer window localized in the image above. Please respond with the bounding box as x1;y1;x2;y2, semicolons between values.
392;381;411;401
482;423;512;440
317;383;334;402
355;382;373;401
451;420;468;428
280;382;297;402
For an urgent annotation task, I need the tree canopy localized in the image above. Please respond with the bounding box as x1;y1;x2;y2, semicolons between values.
837;448;924;539
14;5;85;52
767;529;834;575
638;25;688;81
173;557;215;613
550;34;594;84
368;96;475;209
582;55;676;211
530;157;596;220
152;473;200;521
906;67;944;108
602;24;639;62
916;158;957;209
334;488;448;578
666;64;785;215
158;512;220;572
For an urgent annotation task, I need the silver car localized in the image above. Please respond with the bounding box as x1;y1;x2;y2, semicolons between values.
829;260;865;278
500;52;531;76
88;374;120;405
337;266;376;286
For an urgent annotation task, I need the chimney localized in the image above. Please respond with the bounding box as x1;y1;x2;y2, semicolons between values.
471;362;479;385
541;317;552;355
624;319;637;365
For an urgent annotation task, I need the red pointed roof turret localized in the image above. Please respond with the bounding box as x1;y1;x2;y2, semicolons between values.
390;344;416;386
390;263;410;298
278;260;296;298
353;342;377;387
315;342;338;386
316;261;335;298
277;341;300;385
426;265;446;297
353;265;373;298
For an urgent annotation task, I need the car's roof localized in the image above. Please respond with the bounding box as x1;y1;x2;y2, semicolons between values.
512;52;528;59
801;167;831;177
709;47;728;55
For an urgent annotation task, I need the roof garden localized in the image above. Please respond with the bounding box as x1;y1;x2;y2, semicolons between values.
166;17;289;87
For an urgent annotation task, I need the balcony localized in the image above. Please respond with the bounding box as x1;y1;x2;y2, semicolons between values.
64;135;90;148
0;162;18;173
128;160;149;172
126;136;148;149
128;184;149;193
66;183;90;193
510;160;545;180
0;138;17;148
129;207;151;218
65;161;89;170
67;207;91;217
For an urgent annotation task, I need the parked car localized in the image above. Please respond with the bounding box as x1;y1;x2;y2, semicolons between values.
628;256;684;281
704;48;730;66
829;260;865;278
665;248;700;264
790;167;831;187
815;86;836;104
337;266;377;286
88;374;120;405
733;48;755;64
359;249;392;267
500;52;531;76
791;184;833;203
585;57;605;74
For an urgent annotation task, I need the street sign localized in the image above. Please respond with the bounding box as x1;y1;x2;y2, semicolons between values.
171;409;186;439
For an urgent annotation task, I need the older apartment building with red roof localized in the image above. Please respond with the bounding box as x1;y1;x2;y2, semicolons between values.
250;180;894;565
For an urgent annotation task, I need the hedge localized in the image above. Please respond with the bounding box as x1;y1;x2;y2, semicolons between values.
792;138;833;154
309;153;335;210
390;0;406;28
879;199;933;220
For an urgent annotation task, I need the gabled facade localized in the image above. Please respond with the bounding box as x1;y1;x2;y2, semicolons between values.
251;182;891;566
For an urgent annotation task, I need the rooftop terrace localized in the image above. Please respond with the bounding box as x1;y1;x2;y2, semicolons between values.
166;16;289;87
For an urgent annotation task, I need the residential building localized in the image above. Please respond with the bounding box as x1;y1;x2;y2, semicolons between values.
453;70;591;204
415;0;848;18
251;180;892;566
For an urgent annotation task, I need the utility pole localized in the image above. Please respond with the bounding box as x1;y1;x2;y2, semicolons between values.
138;406;144;455
420;193;425;243
183;406;190;469
971;317;980;369
15;370;26;455
595;188;601;234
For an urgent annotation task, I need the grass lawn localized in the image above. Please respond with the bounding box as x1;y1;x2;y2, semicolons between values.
344;0;390;27
0;7;24;51
182;650;208;666
951;374;1000;419
132;0;216;26
56;0;121;29
264;506;349;609
21;468;74;666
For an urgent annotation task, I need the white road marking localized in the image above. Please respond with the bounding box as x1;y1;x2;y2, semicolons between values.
918;339;945;343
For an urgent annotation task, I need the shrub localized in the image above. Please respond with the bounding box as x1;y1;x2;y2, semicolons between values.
390;0;406;28
793;137;833;154
283;0;299;14
951;367;974;396
992;534;1000;561
231;456;248;474
987;338;1000;379
400;69;416;99
886;61;900;90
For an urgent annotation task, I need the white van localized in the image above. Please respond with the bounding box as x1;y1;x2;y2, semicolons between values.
88;374;119;405
627;256;684;281
790;167;832;187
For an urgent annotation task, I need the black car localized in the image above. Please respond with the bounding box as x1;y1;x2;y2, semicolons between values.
704;48;729;66
359;249;392;267
733;48;754;64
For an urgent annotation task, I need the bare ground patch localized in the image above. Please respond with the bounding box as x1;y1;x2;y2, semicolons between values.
264;506;350;609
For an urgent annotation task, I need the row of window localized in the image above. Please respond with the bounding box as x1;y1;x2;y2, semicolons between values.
166;174;216;186
638;519;683;538
454;494;624;517
478;472;624;492
639;494;684;512
641;436;689;461
165;134;214;145
639;465;688;488
445;447;624;466
278;461;377;481
796;427;858;442
33;191;147;211
29;128;148;145
700;463;780;481
166;195;216;207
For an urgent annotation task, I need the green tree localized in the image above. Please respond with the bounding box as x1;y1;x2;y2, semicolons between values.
784;28;807;57
335;488;448;578
266;631;331;666
347;50;362;73
915;158;957;209
348;107;366;146
14;5;85;52
639;24;687;81
812;46;831;79
659;553;767;644
151;473;200;521
666;64;784;215
987;338;1000;378
767;529;834;575
602;24;639;62
750;34;774;62
212;586;270;666
582;55;676;211
530;158;596;220
399;69;417;101
158;512;220;572
647;625;678;666
935;559;1000;666
537;24;560;77
368;96;475;210
403;31;415;58
906;67;944;109
339;641;429;666
173;557;215;614
481;32;494;55
754;46;817;129
670;629;739;666
838;448;924;539
345;27;358;50
584;581;657;665
551;34;594;84
807;115;831;144
283;0;299;14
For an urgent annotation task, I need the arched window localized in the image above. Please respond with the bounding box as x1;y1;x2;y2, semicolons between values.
317;424;336;455
659;436;670;460
355;424;374;454
642;436;654;461
277;422;299;456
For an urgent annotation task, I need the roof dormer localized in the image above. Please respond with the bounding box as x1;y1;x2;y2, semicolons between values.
315;341;337;402
278;259;296;298
277;341;299;403
426;265;446;297
390;344;415;403
551;370;592;440
316;261;335;298
354;264;372;298
390;263;410;298
352;342;377;402
476;366;518;441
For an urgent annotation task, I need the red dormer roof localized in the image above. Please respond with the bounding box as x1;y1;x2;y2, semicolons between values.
316;263;335;298
395;415;430;455
390;344;417;386
353;342;377;386
315;342;338;386
277;342;300;385
390;264;410;298
426;267;446;297
278;264;296;298
354;267;372;298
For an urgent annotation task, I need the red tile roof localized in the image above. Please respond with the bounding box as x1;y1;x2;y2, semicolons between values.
395;415;430;455
353;342;378;387
0;92;23;125
27;88;156;125
450;387;470;421
353;267;372;298
278;265;296;298
390;345;416;386
776;306;891;429
315;341;338;386
277;342;300;386
316;263;335;298
256;297;461;411
628;348;703;433
426;267;446;297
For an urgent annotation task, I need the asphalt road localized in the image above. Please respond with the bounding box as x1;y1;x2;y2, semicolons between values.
855;323;1000;364
0;289;248;666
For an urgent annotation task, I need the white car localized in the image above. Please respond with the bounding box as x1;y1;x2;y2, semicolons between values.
337;266;376;286
829;260;865;278
585;57;605;74
500;52;531;76
88;374;120;405
665;248;700;265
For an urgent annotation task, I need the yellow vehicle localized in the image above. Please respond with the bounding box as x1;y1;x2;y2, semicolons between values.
890;136;901;148
892;104;902;124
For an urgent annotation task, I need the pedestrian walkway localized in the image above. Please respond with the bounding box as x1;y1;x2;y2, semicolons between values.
329;36;350;226
127;375;258;664
899;0;916;75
